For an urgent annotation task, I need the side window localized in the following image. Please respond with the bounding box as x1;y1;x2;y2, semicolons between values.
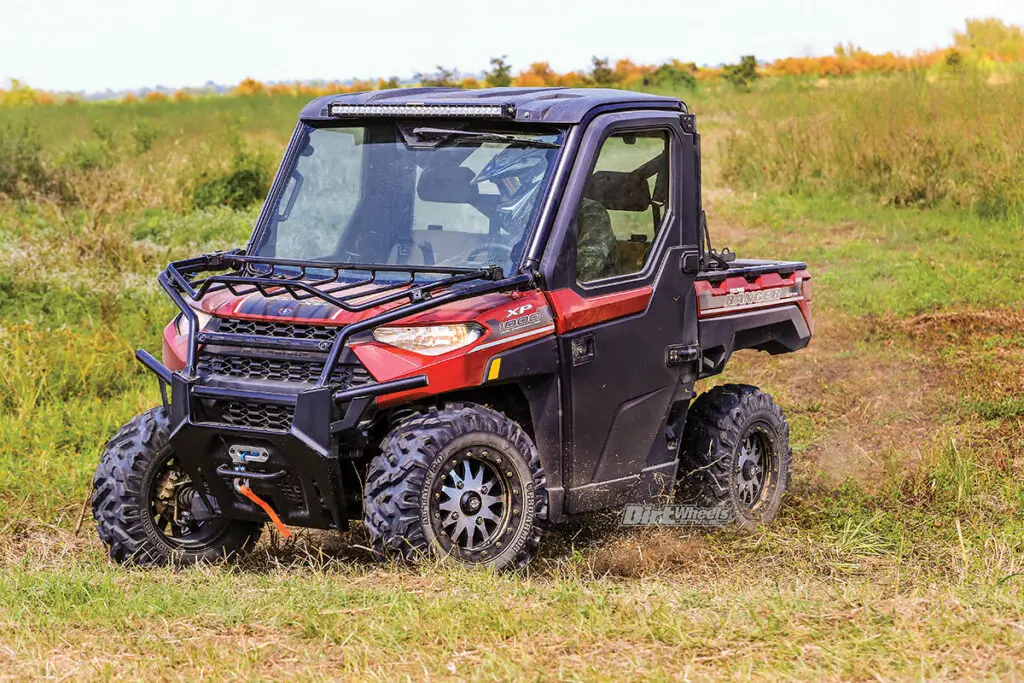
575;130;670;284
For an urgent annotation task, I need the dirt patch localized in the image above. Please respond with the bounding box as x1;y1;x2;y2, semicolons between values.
898;309;1024;347
587;530;712;578
720;315;944;489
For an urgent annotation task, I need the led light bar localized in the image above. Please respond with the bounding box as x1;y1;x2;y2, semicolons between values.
328;102;515;119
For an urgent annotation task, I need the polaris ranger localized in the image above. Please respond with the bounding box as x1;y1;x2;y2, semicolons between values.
92;87;813;569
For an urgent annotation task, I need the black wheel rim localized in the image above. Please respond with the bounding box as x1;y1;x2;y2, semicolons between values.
148;449;228;549
736;426;775;510
428;447;523;562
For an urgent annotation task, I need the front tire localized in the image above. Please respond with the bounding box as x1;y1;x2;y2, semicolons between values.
92;407;263;566
364;403;547;570
677;385;792;528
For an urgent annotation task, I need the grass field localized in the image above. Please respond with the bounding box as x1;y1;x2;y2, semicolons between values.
2;75;1024;680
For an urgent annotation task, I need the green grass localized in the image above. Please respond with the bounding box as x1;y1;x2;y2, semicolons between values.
716;192;1024;317
719;73;1024;216
1;83;1023;679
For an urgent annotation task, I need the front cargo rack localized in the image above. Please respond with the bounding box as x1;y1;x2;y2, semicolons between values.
143;250;532;397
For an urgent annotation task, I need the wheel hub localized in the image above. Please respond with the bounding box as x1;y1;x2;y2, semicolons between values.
460;491;482;515
736;429;772;509
434;449;516;555
741;460;761;480
148;453;224;546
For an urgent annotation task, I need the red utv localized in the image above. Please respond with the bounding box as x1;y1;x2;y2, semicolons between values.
92;88;813;569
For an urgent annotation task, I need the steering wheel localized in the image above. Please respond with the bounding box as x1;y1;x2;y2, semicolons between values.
465;243;513;264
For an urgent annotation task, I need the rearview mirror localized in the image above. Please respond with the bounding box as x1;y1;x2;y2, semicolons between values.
417;166;479;204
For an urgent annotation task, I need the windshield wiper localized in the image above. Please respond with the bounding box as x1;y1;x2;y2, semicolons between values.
411;127;560;149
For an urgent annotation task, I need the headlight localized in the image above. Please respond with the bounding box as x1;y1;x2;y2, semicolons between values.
173;309;213;336
372;324;484;356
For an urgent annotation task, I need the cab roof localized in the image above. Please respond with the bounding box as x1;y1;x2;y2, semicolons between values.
299;87;686;125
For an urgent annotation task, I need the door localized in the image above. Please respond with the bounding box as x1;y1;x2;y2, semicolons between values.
543;112;701;513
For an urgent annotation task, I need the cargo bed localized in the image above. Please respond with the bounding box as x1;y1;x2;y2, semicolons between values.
694;258;813;378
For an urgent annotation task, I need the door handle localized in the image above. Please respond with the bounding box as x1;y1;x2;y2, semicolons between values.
681;251;701;274
571;334;596;366
666;343;700;367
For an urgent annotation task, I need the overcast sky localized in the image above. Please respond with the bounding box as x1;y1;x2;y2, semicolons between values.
2;0;1021;92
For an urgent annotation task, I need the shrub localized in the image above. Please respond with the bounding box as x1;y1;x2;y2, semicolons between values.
189;125;272;211
484;56;513;87
234;78;266;96
0;121;52;198
723;56;760;89
57;121;116;172
59;140;113;172
416;67;459;87
590;57;618;87
190;153;270;210
513;62;559;87
643;61;697;90
130;117;161;154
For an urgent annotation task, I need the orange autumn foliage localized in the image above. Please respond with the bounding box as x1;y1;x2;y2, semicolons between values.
3;18;1024;109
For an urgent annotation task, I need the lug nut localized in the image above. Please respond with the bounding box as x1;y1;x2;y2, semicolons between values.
476;517;483;525
456;481;464;489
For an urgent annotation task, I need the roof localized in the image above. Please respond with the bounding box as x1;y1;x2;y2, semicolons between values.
298;87;686;125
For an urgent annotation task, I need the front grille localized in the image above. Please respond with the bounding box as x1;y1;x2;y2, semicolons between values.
197;318;376;431
197;353;373;386
216;318;339;342
214;400;294;431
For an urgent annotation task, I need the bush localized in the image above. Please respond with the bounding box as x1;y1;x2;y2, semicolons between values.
484;56;513;87
57;120;116;172
0;121;53;198
590;57;618;87
723;56;760;90
59;139;113;172
130;117;161;154
190;142;271;211
416;67;459;87
643;61;697;90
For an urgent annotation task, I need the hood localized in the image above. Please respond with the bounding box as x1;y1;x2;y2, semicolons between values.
198;286;528;328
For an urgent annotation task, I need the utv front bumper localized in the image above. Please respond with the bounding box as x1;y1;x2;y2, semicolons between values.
141;251;529;530
137;350;425;529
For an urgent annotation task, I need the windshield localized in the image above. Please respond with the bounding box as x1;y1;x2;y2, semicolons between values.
251;123;564;277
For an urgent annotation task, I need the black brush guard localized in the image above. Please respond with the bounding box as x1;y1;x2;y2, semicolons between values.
136;251;532;528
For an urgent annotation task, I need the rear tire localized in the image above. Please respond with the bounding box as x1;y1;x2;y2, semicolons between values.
677;384;792;528
364;403;547;570
92;407;263;566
